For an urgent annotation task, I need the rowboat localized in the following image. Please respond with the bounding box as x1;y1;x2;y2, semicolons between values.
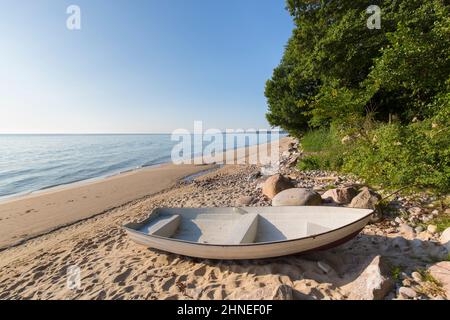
123;206;374;260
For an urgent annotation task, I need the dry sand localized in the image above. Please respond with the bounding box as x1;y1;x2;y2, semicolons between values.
0;163;217;249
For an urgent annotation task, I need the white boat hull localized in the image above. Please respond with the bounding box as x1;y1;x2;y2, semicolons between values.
124;206;373;260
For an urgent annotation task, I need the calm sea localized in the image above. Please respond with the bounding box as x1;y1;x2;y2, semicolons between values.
0;133;281;200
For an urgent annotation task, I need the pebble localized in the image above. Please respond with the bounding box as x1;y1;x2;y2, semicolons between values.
411;272;422;283
399;224;415;238
399;287;417;299
395;217;403;224
427;225;438;234
414;226;424;233
402;279;412;287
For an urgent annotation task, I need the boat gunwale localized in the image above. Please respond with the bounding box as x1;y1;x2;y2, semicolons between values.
123;206;374;248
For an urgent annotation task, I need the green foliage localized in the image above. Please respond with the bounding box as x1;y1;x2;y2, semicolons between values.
266;0;450;130
298;119;450;192
301;128;334;152
270;0;450;193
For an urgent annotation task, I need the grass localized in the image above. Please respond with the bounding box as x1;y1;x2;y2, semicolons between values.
300;128;334;152
391;266;403;282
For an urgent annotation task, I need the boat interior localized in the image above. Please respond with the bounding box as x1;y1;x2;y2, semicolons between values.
127;207;372;245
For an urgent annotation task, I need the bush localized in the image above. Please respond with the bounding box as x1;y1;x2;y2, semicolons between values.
298;120;450;193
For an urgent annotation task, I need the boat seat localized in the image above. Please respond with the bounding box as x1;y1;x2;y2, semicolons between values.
306;222;331;236
146;215;181;238
226;213;259;245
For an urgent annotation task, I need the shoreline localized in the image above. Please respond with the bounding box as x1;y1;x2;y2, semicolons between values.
0;135;285;204
0;137;288;250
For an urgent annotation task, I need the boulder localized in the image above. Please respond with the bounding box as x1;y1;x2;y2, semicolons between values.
440;227;450;252
345;256;394;300
262;174;294;199
321;187;357;204
428;261;450;299
272;188;322;207
349;187;382;210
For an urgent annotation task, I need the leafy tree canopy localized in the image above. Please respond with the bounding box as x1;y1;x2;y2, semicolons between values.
266;0;450;135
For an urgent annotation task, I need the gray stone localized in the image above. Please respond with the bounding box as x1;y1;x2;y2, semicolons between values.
394;217;404;225
399;287;417;299
345;256;394;300
272;188;322;207
411;272;422;283
321;187;357;204
349;188;382;220
236;196;253;207
427;224;438;234
440;227;450;252
408;207;422;216
415;226;424;233
262;174;294;200
399;224;415;238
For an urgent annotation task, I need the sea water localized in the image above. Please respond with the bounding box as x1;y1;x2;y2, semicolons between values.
0;133;282;200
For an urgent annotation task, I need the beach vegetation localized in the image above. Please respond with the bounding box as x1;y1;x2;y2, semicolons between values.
266;0;450;193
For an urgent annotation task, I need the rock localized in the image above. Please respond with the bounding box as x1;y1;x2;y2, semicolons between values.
272;188;322;207
402;279;412;287
411;272;422;283
440;227;450;252
236;196;253;207
415;226;424;233
398;287;417;299
394;217;403;225
408;207;422;216
262;174;294;200
317;261;333;274
349;187;382;210
399;224;415;238
427;225;438;234
321;187;357;204
417;231;432;241
428;262;450;299
260;165;279;177
345;256;394;300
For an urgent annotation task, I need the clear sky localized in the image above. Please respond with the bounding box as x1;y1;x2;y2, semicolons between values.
0;0;293;134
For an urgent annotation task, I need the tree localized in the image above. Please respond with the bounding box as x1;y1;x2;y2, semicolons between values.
265;0;450;134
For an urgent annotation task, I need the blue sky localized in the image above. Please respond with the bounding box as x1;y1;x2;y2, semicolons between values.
0;0;293;133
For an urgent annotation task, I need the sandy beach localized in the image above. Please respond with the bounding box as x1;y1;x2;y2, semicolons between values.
0;137;448;300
